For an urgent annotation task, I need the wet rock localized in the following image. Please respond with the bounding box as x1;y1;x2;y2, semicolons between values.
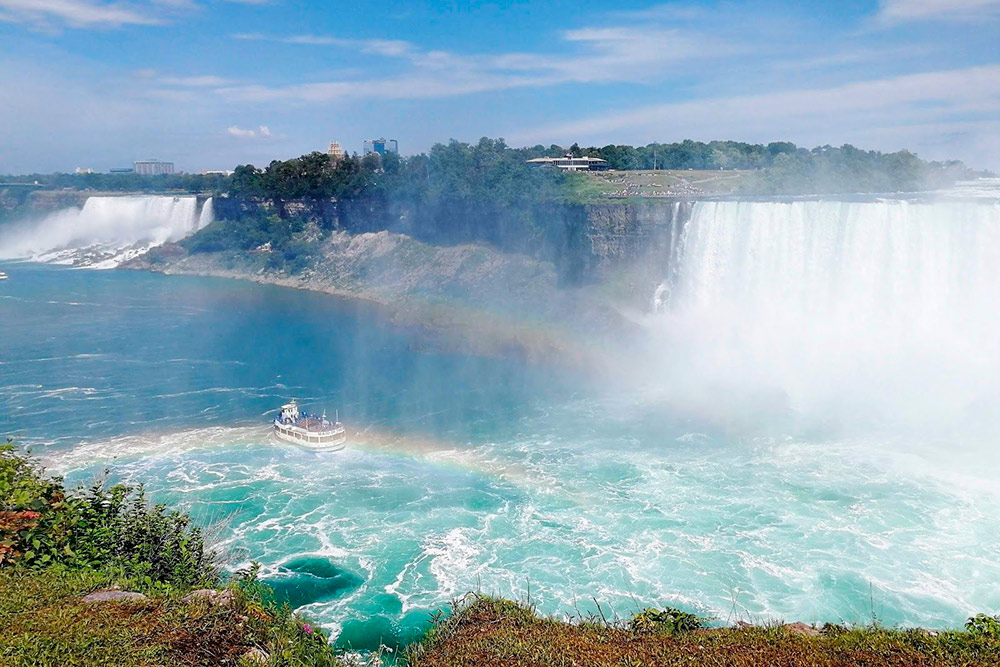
183;588;236;606
783;622;821;637
82;590;148;603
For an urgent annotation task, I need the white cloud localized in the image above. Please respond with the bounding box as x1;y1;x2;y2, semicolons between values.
161;75;235;86
511;65;1000;166
225;26;732;103
875;0;1000;23
0;0;161;28
226;124;271;138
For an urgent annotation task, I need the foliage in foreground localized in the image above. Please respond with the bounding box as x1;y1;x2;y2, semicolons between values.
629;606;706;635
406;595;1000;667
0;443;344;666
966;613;1000;640
0;443;216;587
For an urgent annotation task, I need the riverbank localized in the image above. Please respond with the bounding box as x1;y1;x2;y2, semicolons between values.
121;229;645;369
10;573;998;667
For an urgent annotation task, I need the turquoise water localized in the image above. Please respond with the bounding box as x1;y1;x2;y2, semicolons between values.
2;260;999;648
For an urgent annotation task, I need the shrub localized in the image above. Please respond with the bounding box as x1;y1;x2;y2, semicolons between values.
0;444;217;587
0;443;77;568
75;482;218;587
629;607;705;634
966;614;1000;639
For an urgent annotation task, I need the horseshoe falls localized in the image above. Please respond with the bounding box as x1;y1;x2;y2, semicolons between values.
3;196;1000;649
654;199;1000;434
0;195;213;267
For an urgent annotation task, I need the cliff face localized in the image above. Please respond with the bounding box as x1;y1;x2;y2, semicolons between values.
582;201;688;274
0;188;92;222
207;195;686;288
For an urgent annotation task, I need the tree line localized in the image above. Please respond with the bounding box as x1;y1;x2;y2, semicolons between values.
0;171;229;193
2;137;980;198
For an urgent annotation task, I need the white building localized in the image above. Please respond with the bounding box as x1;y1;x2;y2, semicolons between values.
134;160;175;176
525;155;608;172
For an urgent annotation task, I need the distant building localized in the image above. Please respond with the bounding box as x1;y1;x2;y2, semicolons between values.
327;141;345;163
134;160;175;176
74;167;94;174
525;155;609;172
363;138;398;157
201;170;234;176
110;167;134;174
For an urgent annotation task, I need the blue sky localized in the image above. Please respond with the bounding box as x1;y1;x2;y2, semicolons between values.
0;0;998;173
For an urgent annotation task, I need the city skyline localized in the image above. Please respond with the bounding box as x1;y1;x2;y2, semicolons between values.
1;0;998;173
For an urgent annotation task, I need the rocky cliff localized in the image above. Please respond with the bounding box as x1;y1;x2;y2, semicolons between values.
204;195;687;290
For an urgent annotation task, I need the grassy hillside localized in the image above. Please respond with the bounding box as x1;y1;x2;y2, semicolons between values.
566;169;750;201
0;567;339;667
407;597;1000;667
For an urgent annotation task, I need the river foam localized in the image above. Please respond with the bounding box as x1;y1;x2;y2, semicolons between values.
39;404;1000;641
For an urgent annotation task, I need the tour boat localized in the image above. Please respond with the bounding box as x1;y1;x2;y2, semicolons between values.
273;400;346;451
0;271;7;280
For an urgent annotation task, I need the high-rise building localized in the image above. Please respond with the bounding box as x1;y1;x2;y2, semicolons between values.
134;160;175;176
327;141;345;163
362;138;398;157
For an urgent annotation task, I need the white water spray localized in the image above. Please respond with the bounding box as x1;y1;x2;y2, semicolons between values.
652;198;1000;433
0;195;213;267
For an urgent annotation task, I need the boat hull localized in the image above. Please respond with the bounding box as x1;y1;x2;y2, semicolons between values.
273;424;347;451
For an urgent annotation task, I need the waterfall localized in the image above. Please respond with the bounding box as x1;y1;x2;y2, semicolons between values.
198;197;214;231
650;198;1000;431
0;195;213;267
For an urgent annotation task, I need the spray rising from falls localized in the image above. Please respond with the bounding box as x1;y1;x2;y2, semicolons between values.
0;195;213;267
652;199;1000;433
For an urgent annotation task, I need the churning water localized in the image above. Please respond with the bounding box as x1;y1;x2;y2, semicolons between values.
2;194;1000;649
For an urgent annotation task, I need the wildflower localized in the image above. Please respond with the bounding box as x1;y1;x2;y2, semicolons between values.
302;623;313;634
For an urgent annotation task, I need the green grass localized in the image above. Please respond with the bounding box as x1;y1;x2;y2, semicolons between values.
0;567;345;667
563;169;751;202
405;596;1000;667
561;171;621;202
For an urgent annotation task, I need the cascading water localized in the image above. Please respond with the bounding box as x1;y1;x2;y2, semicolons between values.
652;198;1000;434
0;195;213;267
198;196;214;231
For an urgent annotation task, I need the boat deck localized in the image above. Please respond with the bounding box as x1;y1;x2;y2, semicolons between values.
293;417;335;432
